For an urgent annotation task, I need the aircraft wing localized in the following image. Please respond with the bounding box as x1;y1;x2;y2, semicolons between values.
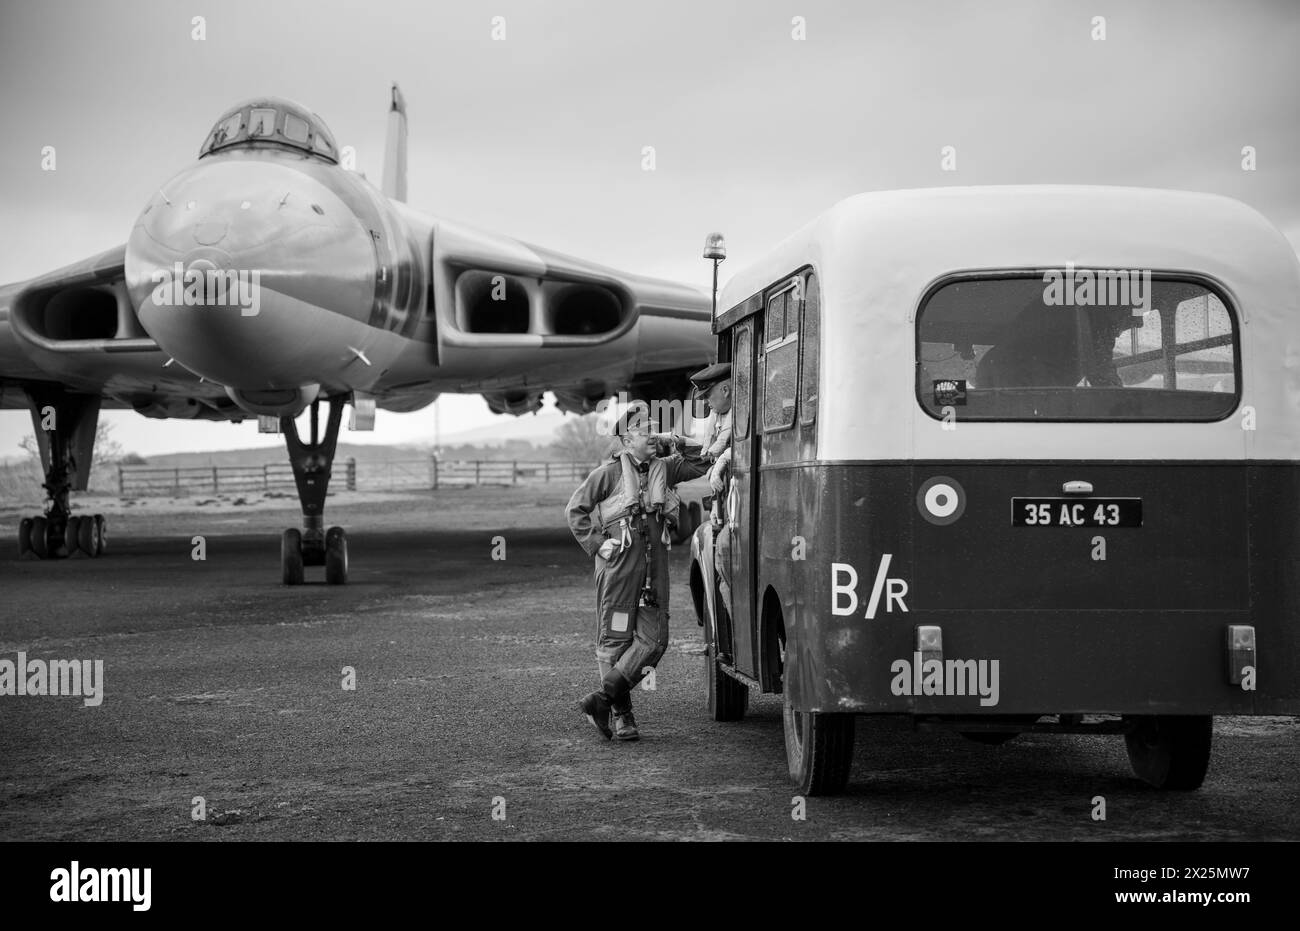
387;208;713;416
0;243;246;421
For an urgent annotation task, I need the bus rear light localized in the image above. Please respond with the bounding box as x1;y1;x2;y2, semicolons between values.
1225;625;1255;685
916;625;943;665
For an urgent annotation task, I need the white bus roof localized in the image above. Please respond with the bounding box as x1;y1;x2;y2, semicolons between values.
717;185;1300;461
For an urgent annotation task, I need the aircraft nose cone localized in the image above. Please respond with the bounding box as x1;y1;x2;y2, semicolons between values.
125;158;380;389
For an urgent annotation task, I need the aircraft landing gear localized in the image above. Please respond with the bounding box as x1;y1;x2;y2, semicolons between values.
279;397;349;585
15;387;106;561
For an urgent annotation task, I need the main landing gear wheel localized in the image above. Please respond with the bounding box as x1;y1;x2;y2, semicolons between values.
13;387;106;562
324;526;348;585
1124;715;1213;790
281;528;305;586
65;516;82;555
77;514;102;557
94;514;107;554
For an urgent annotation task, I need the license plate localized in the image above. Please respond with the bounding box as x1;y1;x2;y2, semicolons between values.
1012;498;1142;527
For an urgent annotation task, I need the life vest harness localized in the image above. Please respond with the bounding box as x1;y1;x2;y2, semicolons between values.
593;452;680;548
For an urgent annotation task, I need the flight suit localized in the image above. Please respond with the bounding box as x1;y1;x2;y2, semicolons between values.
567;445;709;707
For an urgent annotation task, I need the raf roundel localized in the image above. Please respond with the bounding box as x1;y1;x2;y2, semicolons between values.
917;476;966;526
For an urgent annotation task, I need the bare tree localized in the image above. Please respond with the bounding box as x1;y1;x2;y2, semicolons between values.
19;421;126;466
550;413;615;465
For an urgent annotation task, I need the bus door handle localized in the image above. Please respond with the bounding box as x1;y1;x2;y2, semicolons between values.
1063;481;1093;495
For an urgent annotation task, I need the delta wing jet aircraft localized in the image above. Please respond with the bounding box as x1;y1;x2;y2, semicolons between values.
0;85;712;583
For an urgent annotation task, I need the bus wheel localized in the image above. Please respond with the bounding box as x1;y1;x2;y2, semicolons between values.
782;697;855;795
689;562;706;626
706;653;748;721
706;601;747;720
1124;715;1212;790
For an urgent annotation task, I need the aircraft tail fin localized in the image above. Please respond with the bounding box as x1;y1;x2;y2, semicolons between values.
382;82;407;203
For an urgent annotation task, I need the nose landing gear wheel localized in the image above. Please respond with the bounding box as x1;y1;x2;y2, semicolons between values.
18;517;33;558
281;528;305;586
324;526;348;585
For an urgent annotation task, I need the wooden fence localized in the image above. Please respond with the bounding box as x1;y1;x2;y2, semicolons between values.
115;458;598;496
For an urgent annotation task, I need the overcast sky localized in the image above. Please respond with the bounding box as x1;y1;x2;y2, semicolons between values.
1;0;1297;458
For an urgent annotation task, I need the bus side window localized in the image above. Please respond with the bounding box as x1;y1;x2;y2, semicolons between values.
799;272;819;426
762;283;799;432
733;327;752;441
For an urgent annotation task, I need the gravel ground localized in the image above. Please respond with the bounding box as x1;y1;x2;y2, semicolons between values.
1;488;1296;841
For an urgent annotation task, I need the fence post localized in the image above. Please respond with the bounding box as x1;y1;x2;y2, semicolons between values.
264;463;270;491
118;465;124;495
346;457;356;491
474;461;480;485
512;460;518;485
174;467;181;496
430;456;439;490
212;466;219;494
545;462;550;483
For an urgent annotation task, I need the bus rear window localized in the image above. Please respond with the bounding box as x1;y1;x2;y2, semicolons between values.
916;274;1239;421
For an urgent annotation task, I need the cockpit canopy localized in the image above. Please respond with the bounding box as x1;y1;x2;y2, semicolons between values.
199;97;339;163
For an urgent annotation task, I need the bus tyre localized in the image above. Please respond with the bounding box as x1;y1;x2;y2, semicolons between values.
783;697;855;796
1124;715;1212;790
706;650;748;722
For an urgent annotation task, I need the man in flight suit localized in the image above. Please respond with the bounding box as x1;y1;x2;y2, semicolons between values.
566;403;709;740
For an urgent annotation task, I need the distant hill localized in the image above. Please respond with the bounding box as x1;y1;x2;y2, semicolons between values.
115;443;433;469
434;409;572;446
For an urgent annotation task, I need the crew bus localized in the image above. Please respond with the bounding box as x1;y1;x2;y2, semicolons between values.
689;185;1300;794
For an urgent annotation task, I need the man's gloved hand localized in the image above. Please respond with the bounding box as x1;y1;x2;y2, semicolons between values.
597;537;621;560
